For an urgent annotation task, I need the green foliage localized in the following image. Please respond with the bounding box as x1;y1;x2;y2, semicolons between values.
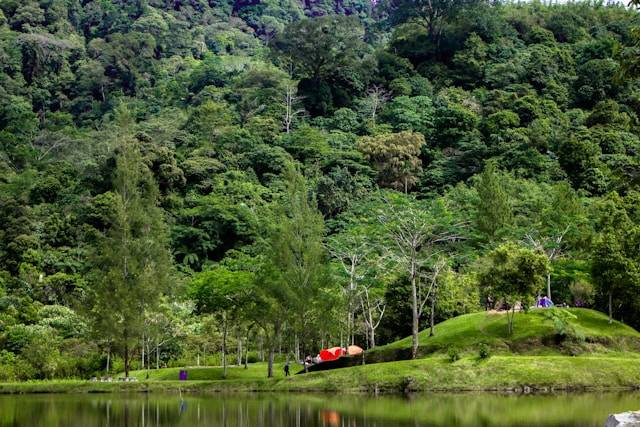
591;192;640;325
543;308;584;342
479;242;549;334
1;0;640;380
447;346;461;362
473;162;512;241
478;342;491;359
86;105;172;377
357;131;425;192
435;272;481;323
190;269;254;316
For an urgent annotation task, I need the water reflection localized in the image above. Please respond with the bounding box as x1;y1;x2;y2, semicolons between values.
0;391;639;426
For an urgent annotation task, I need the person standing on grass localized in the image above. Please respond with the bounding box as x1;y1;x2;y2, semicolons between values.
284;362;290;376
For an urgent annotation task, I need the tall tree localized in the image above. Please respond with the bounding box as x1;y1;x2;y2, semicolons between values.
388;0;483;42
522;183;585;300
327;231;371;347
267;165;328;371
272;16;368;81
591;192;640;324
253;258;290;378
327;223;390;348
88;104;171;378
190;267;253;378
380;193;464;358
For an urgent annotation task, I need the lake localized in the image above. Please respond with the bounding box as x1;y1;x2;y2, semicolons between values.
0;391;638;426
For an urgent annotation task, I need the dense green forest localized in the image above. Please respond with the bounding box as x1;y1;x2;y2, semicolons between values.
1;0;640;380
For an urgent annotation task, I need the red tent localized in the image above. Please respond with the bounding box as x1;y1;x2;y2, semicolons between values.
319;347;344;361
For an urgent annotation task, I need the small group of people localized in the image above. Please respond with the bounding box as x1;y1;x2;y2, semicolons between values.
304;354;321;365
485;295;558;311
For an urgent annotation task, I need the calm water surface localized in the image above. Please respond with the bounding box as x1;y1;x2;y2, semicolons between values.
1;392;639;426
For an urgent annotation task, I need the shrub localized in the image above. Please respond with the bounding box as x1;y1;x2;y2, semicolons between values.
544;308;585;342
447;347;461;362
0;350;36;381
478;343;491;359
569;281;594;307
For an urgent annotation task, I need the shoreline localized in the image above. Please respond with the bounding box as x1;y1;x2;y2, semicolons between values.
0;381;638;396
2;355;640;395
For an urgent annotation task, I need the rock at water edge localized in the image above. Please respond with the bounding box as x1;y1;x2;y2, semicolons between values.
605;412;640;427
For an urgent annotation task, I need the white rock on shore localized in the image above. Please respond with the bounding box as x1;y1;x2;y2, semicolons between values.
605;412;640;427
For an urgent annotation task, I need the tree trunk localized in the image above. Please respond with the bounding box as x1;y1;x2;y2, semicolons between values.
410;272;419;359
365;323;370;349
145;340;150;378
430;284;437;337
547;272;552;300
267;345;274;378
222;316;228;378
508;306;516;335
609;291;613;324
370;326;375;349
244;335;249;369
156;341;159;370
302;339;308;373
237;333;242;366
141;335;145;371
124;341;130;378
106;349;110;374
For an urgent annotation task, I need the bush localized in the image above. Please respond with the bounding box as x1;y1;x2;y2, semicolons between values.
0;350;36;381
569;281;594;307
447;347;461;362
544;308;585;342
478;343;491;359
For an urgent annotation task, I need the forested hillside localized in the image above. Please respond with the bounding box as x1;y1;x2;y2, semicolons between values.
1;0;640;380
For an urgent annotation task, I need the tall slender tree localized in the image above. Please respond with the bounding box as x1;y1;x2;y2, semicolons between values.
88;104;171;378
380;193;465;358
268;165;328;371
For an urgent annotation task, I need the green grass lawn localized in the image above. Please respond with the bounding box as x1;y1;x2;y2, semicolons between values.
125;362;286;381
3;354;639;394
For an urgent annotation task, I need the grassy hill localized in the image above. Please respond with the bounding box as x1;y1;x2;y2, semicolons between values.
369;308;640;361
116;308;640;384
4;308;640;394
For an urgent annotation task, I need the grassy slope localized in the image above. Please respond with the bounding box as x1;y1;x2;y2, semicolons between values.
124;362;284;381
277;355;640;392
3;308;640;393
371;308;640;357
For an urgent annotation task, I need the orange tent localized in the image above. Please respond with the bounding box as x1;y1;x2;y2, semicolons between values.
346;345;363;356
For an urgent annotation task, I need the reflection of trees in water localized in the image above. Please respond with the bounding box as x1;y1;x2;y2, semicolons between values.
6;393;640;426
0;395;377;427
